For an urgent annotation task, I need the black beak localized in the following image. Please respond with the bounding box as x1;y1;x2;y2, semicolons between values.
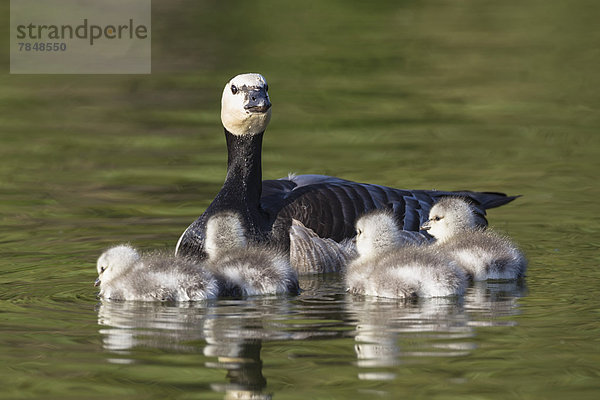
420;221;431;231
244;87;271;112
94;278;101;287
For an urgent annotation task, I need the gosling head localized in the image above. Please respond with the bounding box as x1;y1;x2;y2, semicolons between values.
205;212;248;259
95;244;141;287
221;73;272;136
421;197;477;242
355;210;403;257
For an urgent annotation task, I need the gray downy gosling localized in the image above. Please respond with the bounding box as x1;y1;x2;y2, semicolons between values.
346;210;467;299
95;245;220;301
421;197;527;281
205;211;300;296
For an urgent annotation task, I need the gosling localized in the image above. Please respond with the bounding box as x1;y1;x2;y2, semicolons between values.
205;212;299;296
95;244;220;301
421;197;527;281
346;210;467;299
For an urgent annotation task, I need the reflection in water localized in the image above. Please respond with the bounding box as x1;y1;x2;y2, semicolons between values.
465;280;527;327
97;299;275;399
203;335;267;399
97;301;211;354
346;296;471;381
96;278;527;395
202;303;273;400
346;280;527;381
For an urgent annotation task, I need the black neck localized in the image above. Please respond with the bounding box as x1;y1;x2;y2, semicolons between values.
211;128;264;211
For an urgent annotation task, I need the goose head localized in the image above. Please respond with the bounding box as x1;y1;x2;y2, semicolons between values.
221;73;272;136
355;210;403;257
95;245;141;287
205;212;248;259
421;197;477;242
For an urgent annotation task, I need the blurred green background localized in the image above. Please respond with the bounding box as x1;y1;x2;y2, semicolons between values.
1;0;599;399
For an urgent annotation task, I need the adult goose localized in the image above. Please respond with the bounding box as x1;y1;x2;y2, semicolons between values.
175;73;518;258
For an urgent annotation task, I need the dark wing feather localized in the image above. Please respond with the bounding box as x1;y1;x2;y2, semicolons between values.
263;175;519;245
177;174;519;256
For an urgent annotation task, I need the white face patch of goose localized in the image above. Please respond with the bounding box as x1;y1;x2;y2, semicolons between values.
221;73;272;136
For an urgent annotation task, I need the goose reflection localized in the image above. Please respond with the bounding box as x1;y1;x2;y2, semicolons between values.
202;303;274;400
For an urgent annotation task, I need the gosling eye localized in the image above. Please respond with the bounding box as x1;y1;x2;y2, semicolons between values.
100;266;107;273
356;229;362;236
433;216;443;222
231;84;238;95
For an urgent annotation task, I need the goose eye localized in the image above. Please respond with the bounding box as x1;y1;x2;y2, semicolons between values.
231;85;238;95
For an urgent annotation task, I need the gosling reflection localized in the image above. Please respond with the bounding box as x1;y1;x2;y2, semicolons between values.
464;280;528;326
348;296;470;381
97;301;211;354
96;278;528;393
96;299;288;399
347;280;527;381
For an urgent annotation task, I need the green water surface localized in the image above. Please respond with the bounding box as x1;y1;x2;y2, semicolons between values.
1;1;599;399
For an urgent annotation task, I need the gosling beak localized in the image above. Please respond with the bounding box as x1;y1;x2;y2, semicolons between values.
420;220;431;231
94;278;101;287
244;87;271;113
